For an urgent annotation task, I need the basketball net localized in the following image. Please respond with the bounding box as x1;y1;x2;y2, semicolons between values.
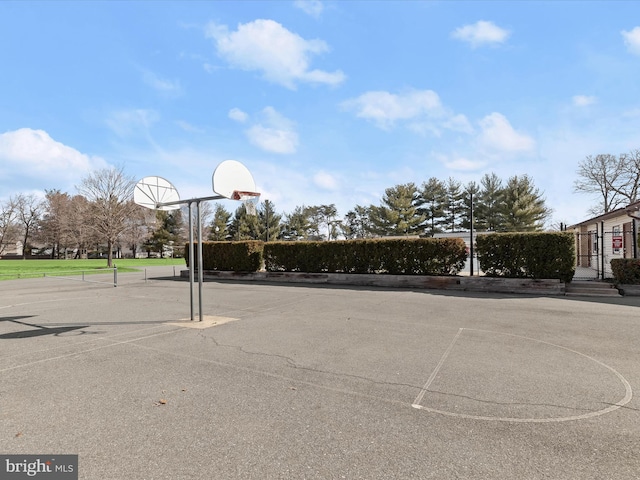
232;191;260;216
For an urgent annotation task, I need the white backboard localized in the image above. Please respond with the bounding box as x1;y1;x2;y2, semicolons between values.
134;176;181;211
212;160;257;199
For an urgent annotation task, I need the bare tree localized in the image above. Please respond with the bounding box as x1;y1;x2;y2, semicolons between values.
67;195;97;258
618;149;640;204
0;198;18;256
122;206;156;258
77;166;137;267
41;190;72;258
12;193;44;258
574;153;637;215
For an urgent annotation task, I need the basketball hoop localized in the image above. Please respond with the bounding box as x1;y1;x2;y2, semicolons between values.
232;190;260;216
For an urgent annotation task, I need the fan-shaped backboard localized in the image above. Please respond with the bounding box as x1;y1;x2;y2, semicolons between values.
134;176;181;211
212;160;257;199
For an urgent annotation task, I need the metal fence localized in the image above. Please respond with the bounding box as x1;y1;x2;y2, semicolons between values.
574;226;636;280
0;267;118;286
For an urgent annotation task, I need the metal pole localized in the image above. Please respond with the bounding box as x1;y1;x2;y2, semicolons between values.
197;200;204;322
469;192;474;277
113;264;117;287
188;201;195;321
600;221;605;280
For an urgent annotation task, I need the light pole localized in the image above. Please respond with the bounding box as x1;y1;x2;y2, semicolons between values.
470;192;474;277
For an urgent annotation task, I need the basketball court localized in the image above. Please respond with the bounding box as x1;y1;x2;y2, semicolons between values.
1;268;639;479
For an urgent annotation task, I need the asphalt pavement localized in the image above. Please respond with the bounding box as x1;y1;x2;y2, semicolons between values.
1;266;639;479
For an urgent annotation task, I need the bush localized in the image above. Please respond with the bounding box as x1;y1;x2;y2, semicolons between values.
185;241;263;272
264;238;467;275
611;259;640;284
476;232;575;282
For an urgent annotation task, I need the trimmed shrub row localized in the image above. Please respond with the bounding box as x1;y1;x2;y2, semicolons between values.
186;233;577;281
186;238;467;275
264;238;467;275
611;259;640;284
185;241;263;272
476;232;576;283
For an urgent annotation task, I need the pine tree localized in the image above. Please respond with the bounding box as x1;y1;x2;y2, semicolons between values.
229;204;258;240
442;177;464;232
477;173;504;231
369;183;424;236
419;177;447;235
501;175;551;231
257;200;282;241
208;204;231;241
459;181;480;231
342;205;373;239
148;210;182;257
283;206;312;240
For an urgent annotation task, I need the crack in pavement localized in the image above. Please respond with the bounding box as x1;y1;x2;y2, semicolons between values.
198;333;605;415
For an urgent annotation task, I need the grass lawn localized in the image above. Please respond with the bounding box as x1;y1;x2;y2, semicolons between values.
0;257;186;280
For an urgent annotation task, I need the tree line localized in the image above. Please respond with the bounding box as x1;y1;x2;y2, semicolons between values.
210;172;551;241
3;147;637;265
0;167;552;267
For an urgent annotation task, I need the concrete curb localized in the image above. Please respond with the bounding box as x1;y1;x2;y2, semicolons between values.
616;284;640;296
182;270;566;296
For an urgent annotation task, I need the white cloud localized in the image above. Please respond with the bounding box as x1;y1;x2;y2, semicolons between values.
443;114;475;134
572;95;597;107
294;0;324;18
246;107;298;154
0;128;107;187
106;109;160;137
621;26;640;55
439;154;486;171
175;120;203;133
342;89;475;138
477;112;535;153
205;19;345;89
313;170;339;190
228;108;249;123
341;89;442;130
451;20;510;48
141;69;183;96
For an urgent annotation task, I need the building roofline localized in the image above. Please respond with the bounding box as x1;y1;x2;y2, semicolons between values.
568;200;640;228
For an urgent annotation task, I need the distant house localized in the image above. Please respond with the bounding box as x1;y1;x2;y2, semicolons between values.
0;241;23;257
569;201;640;280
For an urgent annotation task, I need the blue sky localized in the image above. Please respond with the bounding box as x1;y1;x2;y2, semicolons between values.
2;1;640;225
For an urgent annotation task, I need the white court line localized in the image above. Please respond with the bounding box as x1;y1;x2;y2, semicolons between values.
411;327;634;423
0;328;183;374
412;327;464;407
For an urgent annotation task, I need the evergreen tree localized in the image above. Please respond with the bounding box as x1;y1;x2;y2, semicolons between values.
282;206;312;240
148;210;182;257
442;177;464;232
229;204;258;240
477;173;504;231
419;177;447;235
369;183;424;236
208;204;232;241
304;205;325;240
459;181;480;231
256;200;282;241
318;204;339;240
342;205;373;239
501;175;551;231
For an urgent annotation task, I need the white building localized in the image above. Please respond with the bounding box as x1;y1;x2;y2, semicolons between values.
569;201;639;279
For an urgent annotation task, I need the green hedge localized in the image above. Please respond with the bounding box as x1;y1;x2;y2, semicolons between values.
611;259;640;284
476;232;575;282
185;241;263;272
264;238;467;275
